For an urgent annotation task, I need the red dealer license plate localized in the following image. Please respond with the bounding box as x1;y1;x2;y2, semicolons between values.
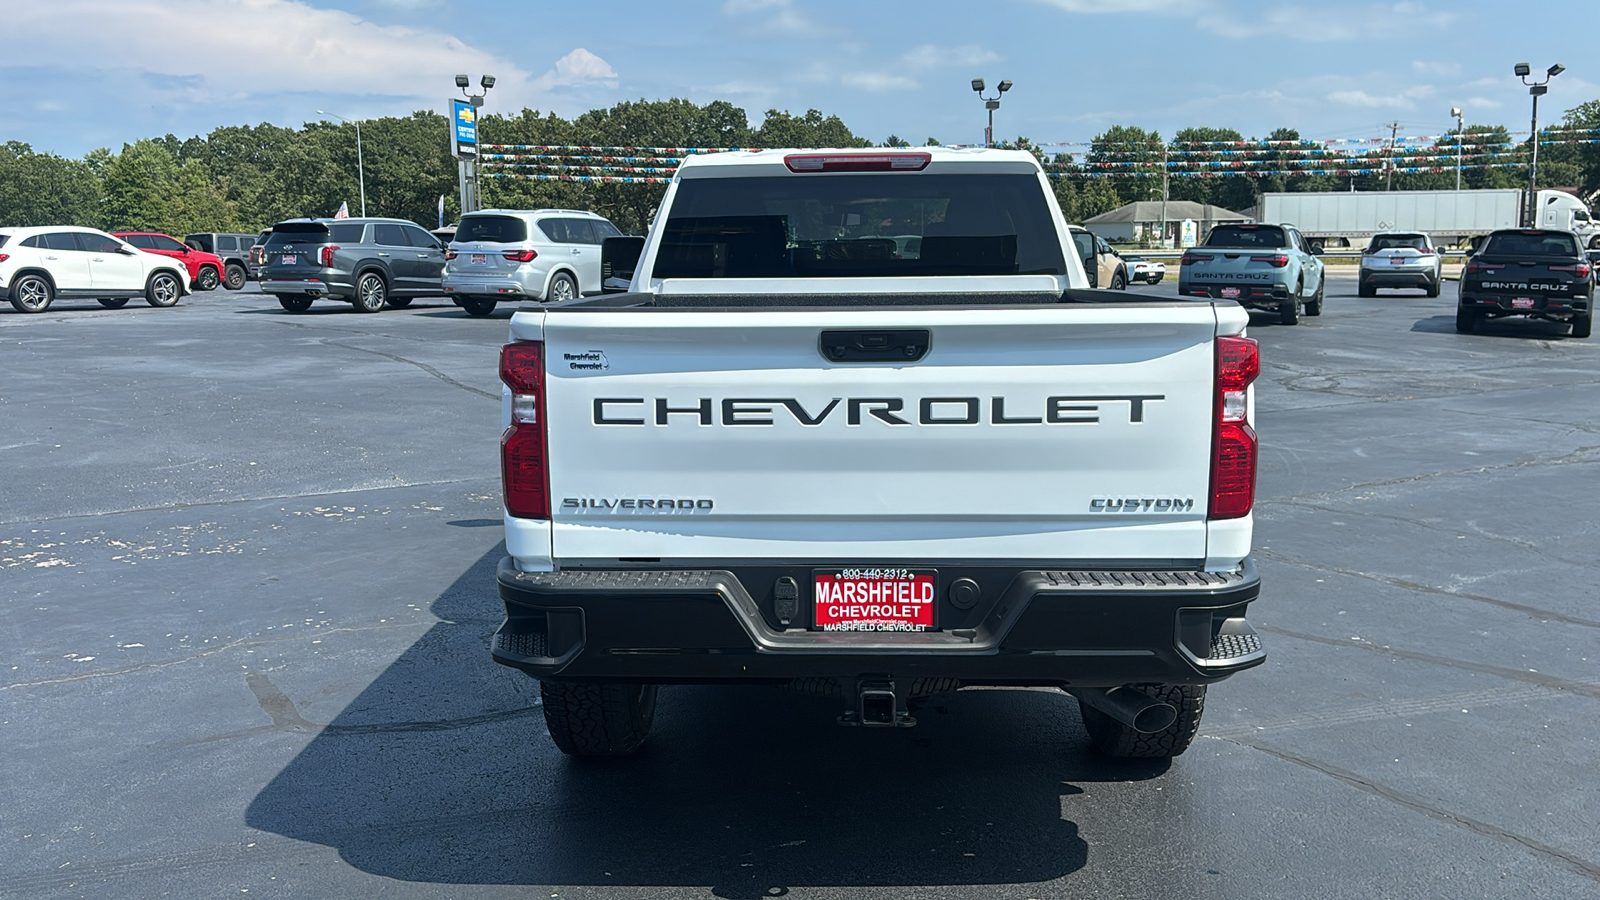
1220;287;1241;299
813;568;936;632
1512;297;1536;308
280;254;296;265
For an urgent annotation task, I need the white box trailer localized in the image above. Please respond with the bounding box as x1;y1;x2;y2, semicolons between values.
1257;190;1523;248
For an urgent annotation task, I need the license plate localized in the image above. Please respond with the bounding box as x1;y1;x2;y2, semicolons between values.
813;568;935;632
1390;257;1406;265
1220;287;1241;299
280;254;296;265
1512;297;1535;308
470;254;489;265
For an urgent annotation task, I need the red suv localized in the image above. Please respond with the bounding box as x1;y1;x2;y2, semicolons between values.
113;232;226;291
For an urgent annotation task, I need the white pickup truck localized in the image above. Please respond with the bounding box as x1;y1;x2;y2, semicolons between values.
491;148;1266;759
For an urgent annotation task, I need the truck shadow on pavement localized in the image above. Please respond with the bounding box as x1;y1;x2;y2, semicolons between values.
246;548;1172;894
1411;314;1577;338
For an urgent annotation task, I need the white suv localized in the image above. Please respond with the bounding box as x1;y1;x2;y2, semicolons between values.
0;226;190;313
442;209;624;316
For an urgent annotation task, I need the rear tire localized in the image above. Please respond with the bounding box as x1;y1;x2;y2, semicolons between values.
196;265;220;291
1358;281;1376;298
1305;279;1324;316
145;271;181;308
9;274;54;313
1425;276;1440;298
1110;269;1127;291
461;297;497;317
223;263;247;290
1079;684;1205;758
97;297;130;309
1455;306;1479;334
539;680;658;756
385;296;413;309
1278;287;1300;325
546;271;579;303
1573;314;1592;339
276;295;313;312
353;272;387;313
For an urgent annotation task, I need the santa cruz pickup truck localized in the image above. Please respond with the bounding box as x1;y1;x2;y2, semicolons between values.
1179;222;1324;325
1457;228;1592;337
491;148;1267;758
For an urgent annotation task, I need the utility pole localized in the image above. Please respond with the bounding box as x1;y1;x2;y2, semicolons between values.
1450;108;1464;191
1384;122;1402;191
1516;62;1565;226
1159;143;1169;247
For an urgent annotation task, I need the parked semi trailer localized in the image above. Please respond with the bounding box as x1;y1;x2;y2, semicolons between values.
1256;189;1597;249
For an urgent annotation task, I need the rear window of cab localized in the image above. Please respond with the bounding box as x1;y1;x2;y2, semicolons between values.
1204;225;1285;249
456;215;529;244
1484;231;1581;257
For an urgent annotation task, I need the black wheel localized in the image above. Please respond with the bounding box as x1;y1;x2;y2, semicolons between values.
1573;314;1592;339
276;294;313;312
97;297;130;309
546;271;579;303
461;297;497;317
1358;281;1376;298
353;272;387;313
1110;269;1128;291
539;680;657;756
196;265;220;292
1425;276;1440;298
145;271;181;307
1080;684;1205;758
1455;306;1478;334
1305;279;1324;316
385;296;413;309
9;274;54;313
1278;286;1300;325
223;263;247;290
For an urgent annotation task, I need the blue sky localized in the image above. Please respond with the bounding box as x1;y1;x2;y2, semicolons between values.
5;0;1597;157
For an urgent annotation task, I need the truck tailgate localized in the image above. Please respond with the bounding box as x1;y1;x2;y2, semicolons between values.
535;305;1222;563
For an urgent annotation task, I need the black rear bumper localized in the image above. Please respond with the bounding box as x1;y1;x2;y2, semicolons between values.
1181;282;1290;310
492;558;1265;687
1459;288;1590;318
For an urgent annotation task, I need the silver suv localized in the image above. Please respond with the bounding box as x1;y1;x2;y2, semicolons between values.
259;218;446;313
442;209;623;316
1359;231;1442;297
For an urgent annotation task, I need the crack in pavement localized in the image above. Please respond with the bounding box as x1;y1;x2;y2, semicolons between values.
1258;624;1600;700
1217;735;1600;883
1253;547;1600;629
317;338;498;401
0;477;497;528
1258;498;1592;569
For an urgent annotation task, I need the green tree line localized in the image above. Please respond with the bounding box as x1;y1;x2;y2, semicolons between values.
1;97;1596;237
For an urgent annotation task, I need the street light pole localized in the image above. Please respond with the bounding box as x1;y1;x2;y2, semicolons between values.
1450;107;1463;191
970;78;1012;147
318;110;365;216
1515;62;1565;227
455;75;496;213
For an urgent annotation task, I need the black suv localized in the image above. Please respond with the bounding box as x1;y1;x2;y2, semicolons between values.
1458;229;1592;337
184;232;260;289
258;218;446;313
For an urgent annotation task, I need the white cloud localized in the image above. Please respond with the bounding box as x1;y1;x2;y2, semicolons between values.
532;49;619;92
897;45;1001;71
1412;60;1461;76
841;72;919;92
1328;90;1417;109
720;0;822;35
1034;0;1454;42
4;0;538;110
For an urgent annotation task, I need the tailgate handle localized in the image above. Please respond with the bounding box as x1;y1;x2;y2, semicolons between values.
819;329;930;363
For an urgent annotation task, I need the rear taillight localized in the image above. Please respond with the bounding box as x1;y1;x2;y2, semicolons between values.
784;152;931;172
1464;260;1486;275
1362;247;1377;255
1210;336;1259;520
1180;252;1201;266
251;247;263;264
1250;254;1289;267
444;248;458;260
500;341;550;520
0;254;8;263
503;249;538;262
319;245;339;266
1551;263;1591;278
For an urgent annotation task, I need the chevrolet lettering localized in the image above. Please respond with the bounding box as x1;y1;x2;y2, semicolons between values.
493;147;1266;761
592;395;1164;426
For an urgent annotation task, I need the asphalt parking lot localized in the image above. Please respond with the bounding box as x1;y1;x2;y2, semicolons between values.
3;273;1598;899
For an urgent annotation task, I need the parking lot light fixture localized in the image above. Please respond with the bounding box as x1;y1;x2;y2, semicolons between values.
972;78;1012;148
317;110;365;217
455;74;470;88
1450;107;1464;190
1516;62;1564;225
